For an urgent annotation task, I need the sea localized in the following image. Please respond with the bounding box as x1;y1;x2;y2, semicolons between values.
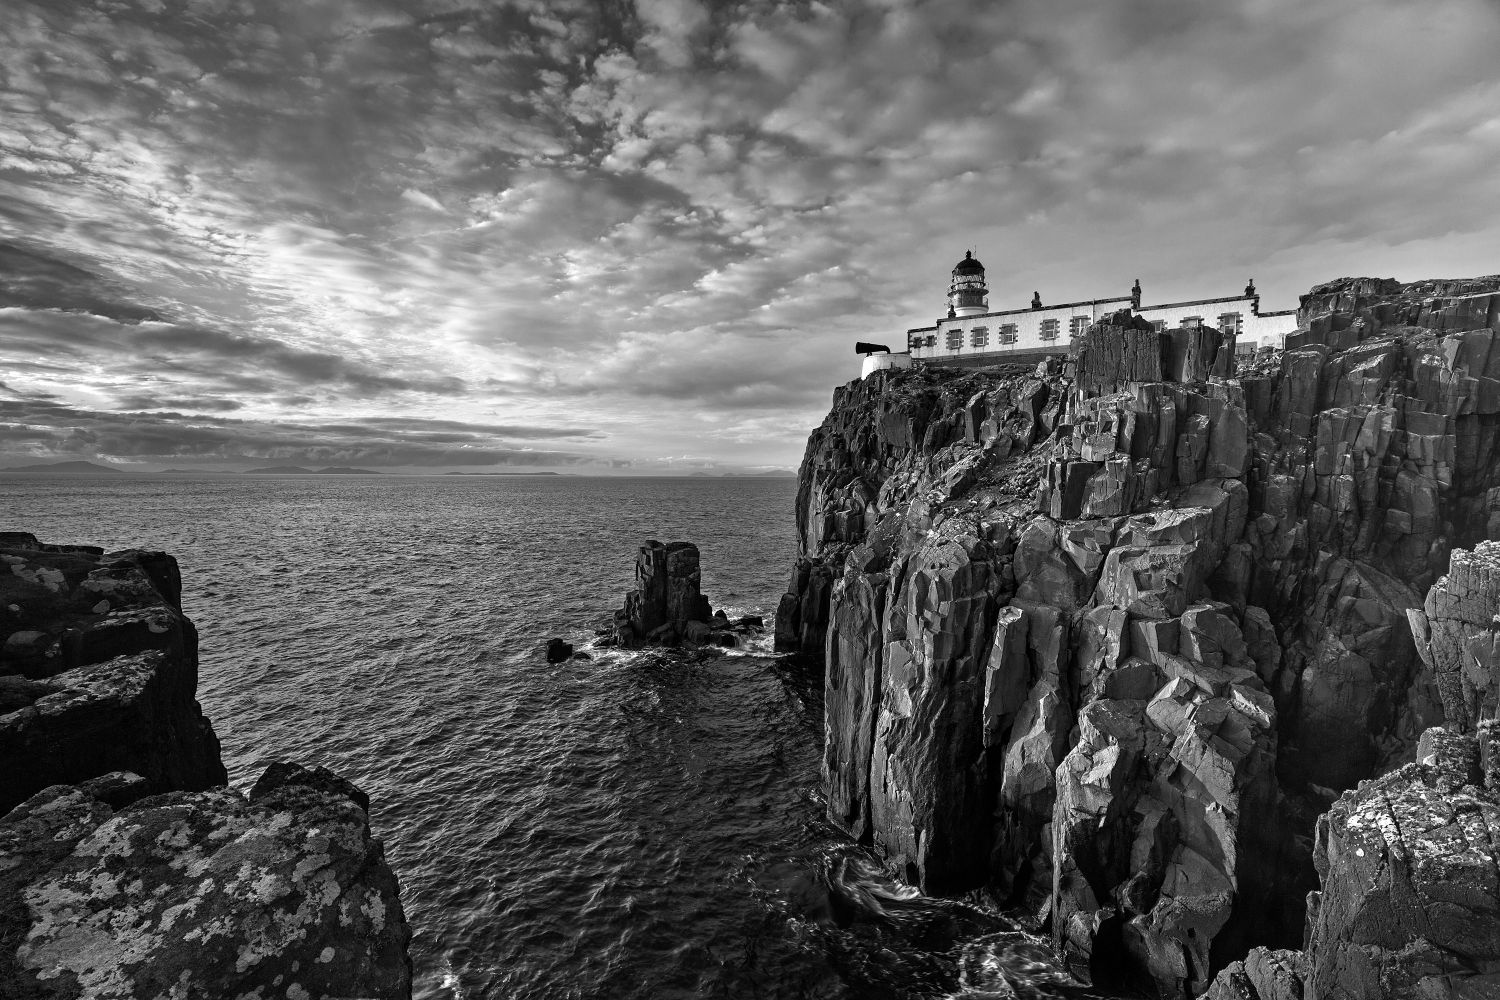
2;474;1102;1000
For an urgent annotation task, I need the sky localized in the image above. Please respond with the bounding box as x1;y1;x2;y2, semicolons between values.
1;0;1498;474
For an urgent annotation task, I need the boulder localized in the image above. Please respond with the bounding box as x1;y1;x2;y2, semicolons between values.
0;766;412;999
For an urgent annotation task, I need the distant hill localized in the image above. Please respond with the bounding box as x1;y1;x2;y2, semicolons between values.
243;466;383;475
0;460;124;475
723;470;796;478
158;468;234;474
443;471;562;476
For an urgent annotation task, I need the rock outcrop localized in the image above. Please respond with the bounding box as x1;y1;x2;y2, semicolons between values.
607;539;761;649
782;277;1500;995
1407;540;1500;732
2;535;415;998
0;763;412;999
1205;723;1500;1000
611;540;714;648
0;534;226;814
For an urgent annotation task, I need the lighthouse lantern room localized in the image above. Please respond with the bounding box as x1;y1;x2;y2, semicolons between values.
948;251;988;318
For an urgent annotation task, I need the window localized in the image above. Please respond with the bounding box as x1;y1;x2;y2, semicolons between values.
1219;312;1242;333
999;324;1018;345
946;329;962;350
1151;320;1167;333
1070;316;1089;339
971;327;989;348
1181;315;1203;329
909;334;924;350
926;334;937;348
1040;319;1060;341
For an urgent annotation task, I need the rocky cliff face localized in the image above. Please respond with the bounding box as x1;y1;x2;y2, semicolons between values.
1206;720;1500;1000
0;534;226;813
2;535;414;998
780;276;1500;996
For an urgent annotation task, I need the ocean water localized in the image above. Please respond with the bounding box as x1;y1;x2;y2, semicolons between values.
2;474;1098;1000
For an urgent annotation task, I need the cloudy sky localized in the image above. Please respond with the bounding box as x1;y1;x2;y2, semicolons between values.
1;0;1497;472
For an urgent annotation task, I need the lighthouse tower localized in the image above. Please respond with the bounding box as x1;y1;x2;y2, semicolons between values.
948;251;988;317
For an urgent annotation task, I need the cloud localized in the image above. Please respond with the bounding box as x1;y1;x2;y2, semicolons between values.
0;394;596;468
400;188;448;213
0;0;1497;471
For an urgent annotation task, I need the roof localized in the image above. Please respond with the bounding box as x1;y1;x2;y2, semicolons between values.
952;250;985;275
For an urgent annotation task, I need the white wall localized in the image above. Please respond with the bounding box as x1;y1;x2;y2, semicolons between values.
909;298;1130;360
860;352;914;379
909;293;1299;360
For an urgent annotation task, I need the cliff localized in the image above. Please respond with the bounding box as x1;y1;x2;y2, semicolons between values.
2;535;414;998
1;533;226;811
779;276;1500;996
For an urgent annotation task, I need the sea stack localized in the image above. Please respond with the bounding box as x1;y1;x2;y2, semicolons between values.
614;540;714;647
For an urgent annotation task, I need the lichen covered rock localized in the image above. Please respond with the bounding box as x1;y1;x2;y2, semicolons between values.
1302;723;1500;1000
0;763;412;999
1206;723;1500;1000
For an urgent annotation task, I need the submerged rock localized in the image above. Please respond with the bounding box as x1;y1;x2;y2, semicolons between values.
0;763;412;999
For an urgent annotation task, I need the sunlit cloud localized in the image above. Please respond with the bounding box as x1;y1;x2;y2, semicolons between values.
1;0;1497;470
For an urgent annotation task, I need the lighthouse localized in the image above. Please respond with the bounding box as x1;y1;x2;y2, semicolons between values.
948;250;988;317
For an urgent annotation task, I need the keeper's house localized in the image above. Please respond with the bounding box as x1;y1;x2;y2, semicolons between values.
907;252;1298;369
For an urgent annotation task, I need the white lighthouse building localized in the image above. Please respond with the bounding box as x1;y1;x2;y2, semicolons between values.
903;251;1299;370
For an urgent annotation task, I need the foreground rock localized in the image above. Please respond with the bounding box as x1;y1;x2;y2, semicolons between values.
0;534;225;815
2;534;415;998
783;276;1500;994
0;762;412;999
1408;540;1500;731
1206;723;1500;1000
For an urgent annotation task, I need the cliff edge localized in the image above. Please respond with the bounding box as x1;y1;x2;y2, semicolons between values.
780;276;1500;997
1;533;226;812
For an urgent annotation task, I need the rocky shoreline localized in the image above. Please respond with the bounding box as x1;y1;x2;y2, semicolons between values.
0;533;413;998
777;276;1500;997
